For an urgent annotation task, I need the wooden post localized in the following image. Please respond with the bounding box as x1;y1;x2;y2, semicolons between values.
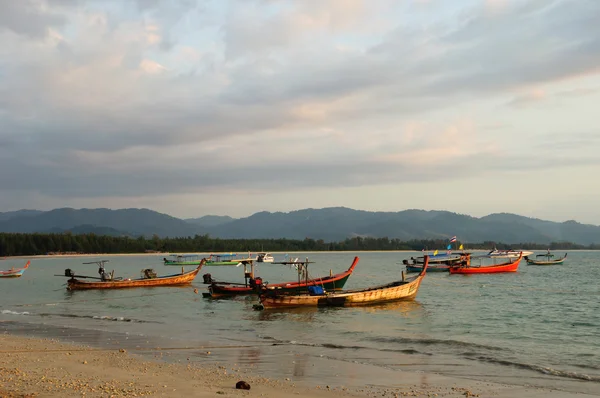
401;271;405;282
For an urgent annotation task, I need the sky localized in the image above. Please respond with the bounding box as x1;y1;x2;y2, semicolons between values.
1;0;600;223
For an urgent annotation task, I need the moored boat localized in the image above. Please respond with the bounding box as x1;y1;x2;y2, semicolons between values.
449;253;522;274
404;253;470;273
256;252;274;263
488;248;533;258
203;257;359;298
0;261;30;278
206;253;249;266
58;259;205;290
163;254;204;266
255;257;428;309
525;252;567;266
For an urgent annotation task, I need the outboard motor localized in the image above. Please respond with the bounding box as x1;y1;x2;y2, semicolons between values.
249;277;263;289
64;268;74;277
203;273;213;284
402;259;409;265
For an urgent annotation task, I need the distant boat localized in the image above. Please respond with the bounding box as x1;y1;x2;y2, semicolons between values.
449;253;522;274
487;248;533;258
206;253;249;266
525;252;567;266
403;253;471;273
256;252;274;263
255;257;428;309
0;261;30;278
163;254;204;266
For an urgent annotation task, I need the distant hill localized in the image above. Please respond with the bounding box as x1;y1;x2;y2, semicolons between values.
185;215;235;227
204;207;560;243
1;206;600;245
0;208;200;238
0;210;44;221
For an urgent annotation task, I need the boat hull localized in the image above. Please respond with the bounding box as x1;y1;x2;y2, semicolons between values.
206;257;360;298
66;265;202;290
206;261;240;266
449;255;521;274
258;258;427;309
0;261;30;278
164;260;202;266
406;264;449;273
525;253;567;266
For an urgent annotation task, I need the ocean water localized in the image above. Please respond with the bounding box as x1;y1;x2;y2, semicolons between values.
1;251;599;395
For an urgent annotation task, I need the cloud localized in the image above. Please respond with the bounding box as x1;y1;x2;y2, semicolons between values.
0;0;600;215
0;0;67;38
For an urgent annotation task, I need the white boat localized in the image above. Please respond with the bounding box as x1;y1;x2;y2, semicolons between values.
487;248;533;258
256;252;274;263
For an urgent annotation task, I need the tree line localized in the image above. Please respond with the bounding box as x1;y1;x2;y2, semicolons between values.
0;232;597;257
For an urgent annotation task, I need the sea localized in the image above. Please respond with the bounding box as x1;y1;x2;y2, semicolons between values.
1;251;599;395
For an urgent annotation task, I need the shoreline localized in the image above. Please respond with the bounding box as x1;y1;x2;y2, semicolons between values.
6;248;596;261
1;330;597;398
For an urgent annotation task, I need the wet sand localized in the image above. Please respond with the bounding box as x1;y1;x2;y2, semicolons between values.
1;334;596;398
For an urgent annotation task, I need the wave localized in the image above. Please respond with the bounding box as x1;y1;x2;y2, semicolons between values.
1;310;30;315
467;354;600;382
37;313;161;323
259;335;431;356
259;335;597;382
1;310;160;324
366;336;506;352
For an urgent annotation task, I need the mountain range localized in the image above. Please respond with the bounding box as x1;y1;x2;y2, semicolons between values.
0;207;599;245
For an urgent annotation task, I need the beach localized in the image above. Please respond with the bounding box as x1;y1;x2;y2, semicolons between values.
2;334;595;398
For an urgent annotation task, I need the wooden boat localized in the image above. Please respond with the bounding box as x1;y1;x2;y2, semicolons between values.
0;261;30;278
163;254;204;266
404;253;470;273
203;257;359;298
57;259;205;290
206;253;249;266
487;248;533;258
255;257;428;309
449;253;522;274
525;252;567;265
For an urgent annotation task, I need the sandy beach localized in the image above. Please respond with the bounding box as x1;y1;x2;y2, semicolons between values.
1;334;596;398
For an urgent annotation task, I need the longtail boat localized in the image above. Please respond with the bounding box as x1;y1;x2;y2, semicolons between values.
163;254;204;266
404;253;470;273
206;253;250;266
203;257;359;298
525;252;567;266
487;248;533;258
57;259;205;291
255;257;427;309
449;253;522;274
0;261;30;278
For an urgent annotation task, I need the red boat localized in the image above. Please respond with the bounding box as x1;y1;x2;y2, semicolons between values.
203;257;359;298
449;253;522;274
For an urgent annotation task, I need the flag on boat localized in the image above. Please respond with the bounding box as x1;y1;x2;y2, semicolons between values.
450;236;457;243
459;244;464;250
447;244;452;250
433;249;438;256
447;250;452;255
